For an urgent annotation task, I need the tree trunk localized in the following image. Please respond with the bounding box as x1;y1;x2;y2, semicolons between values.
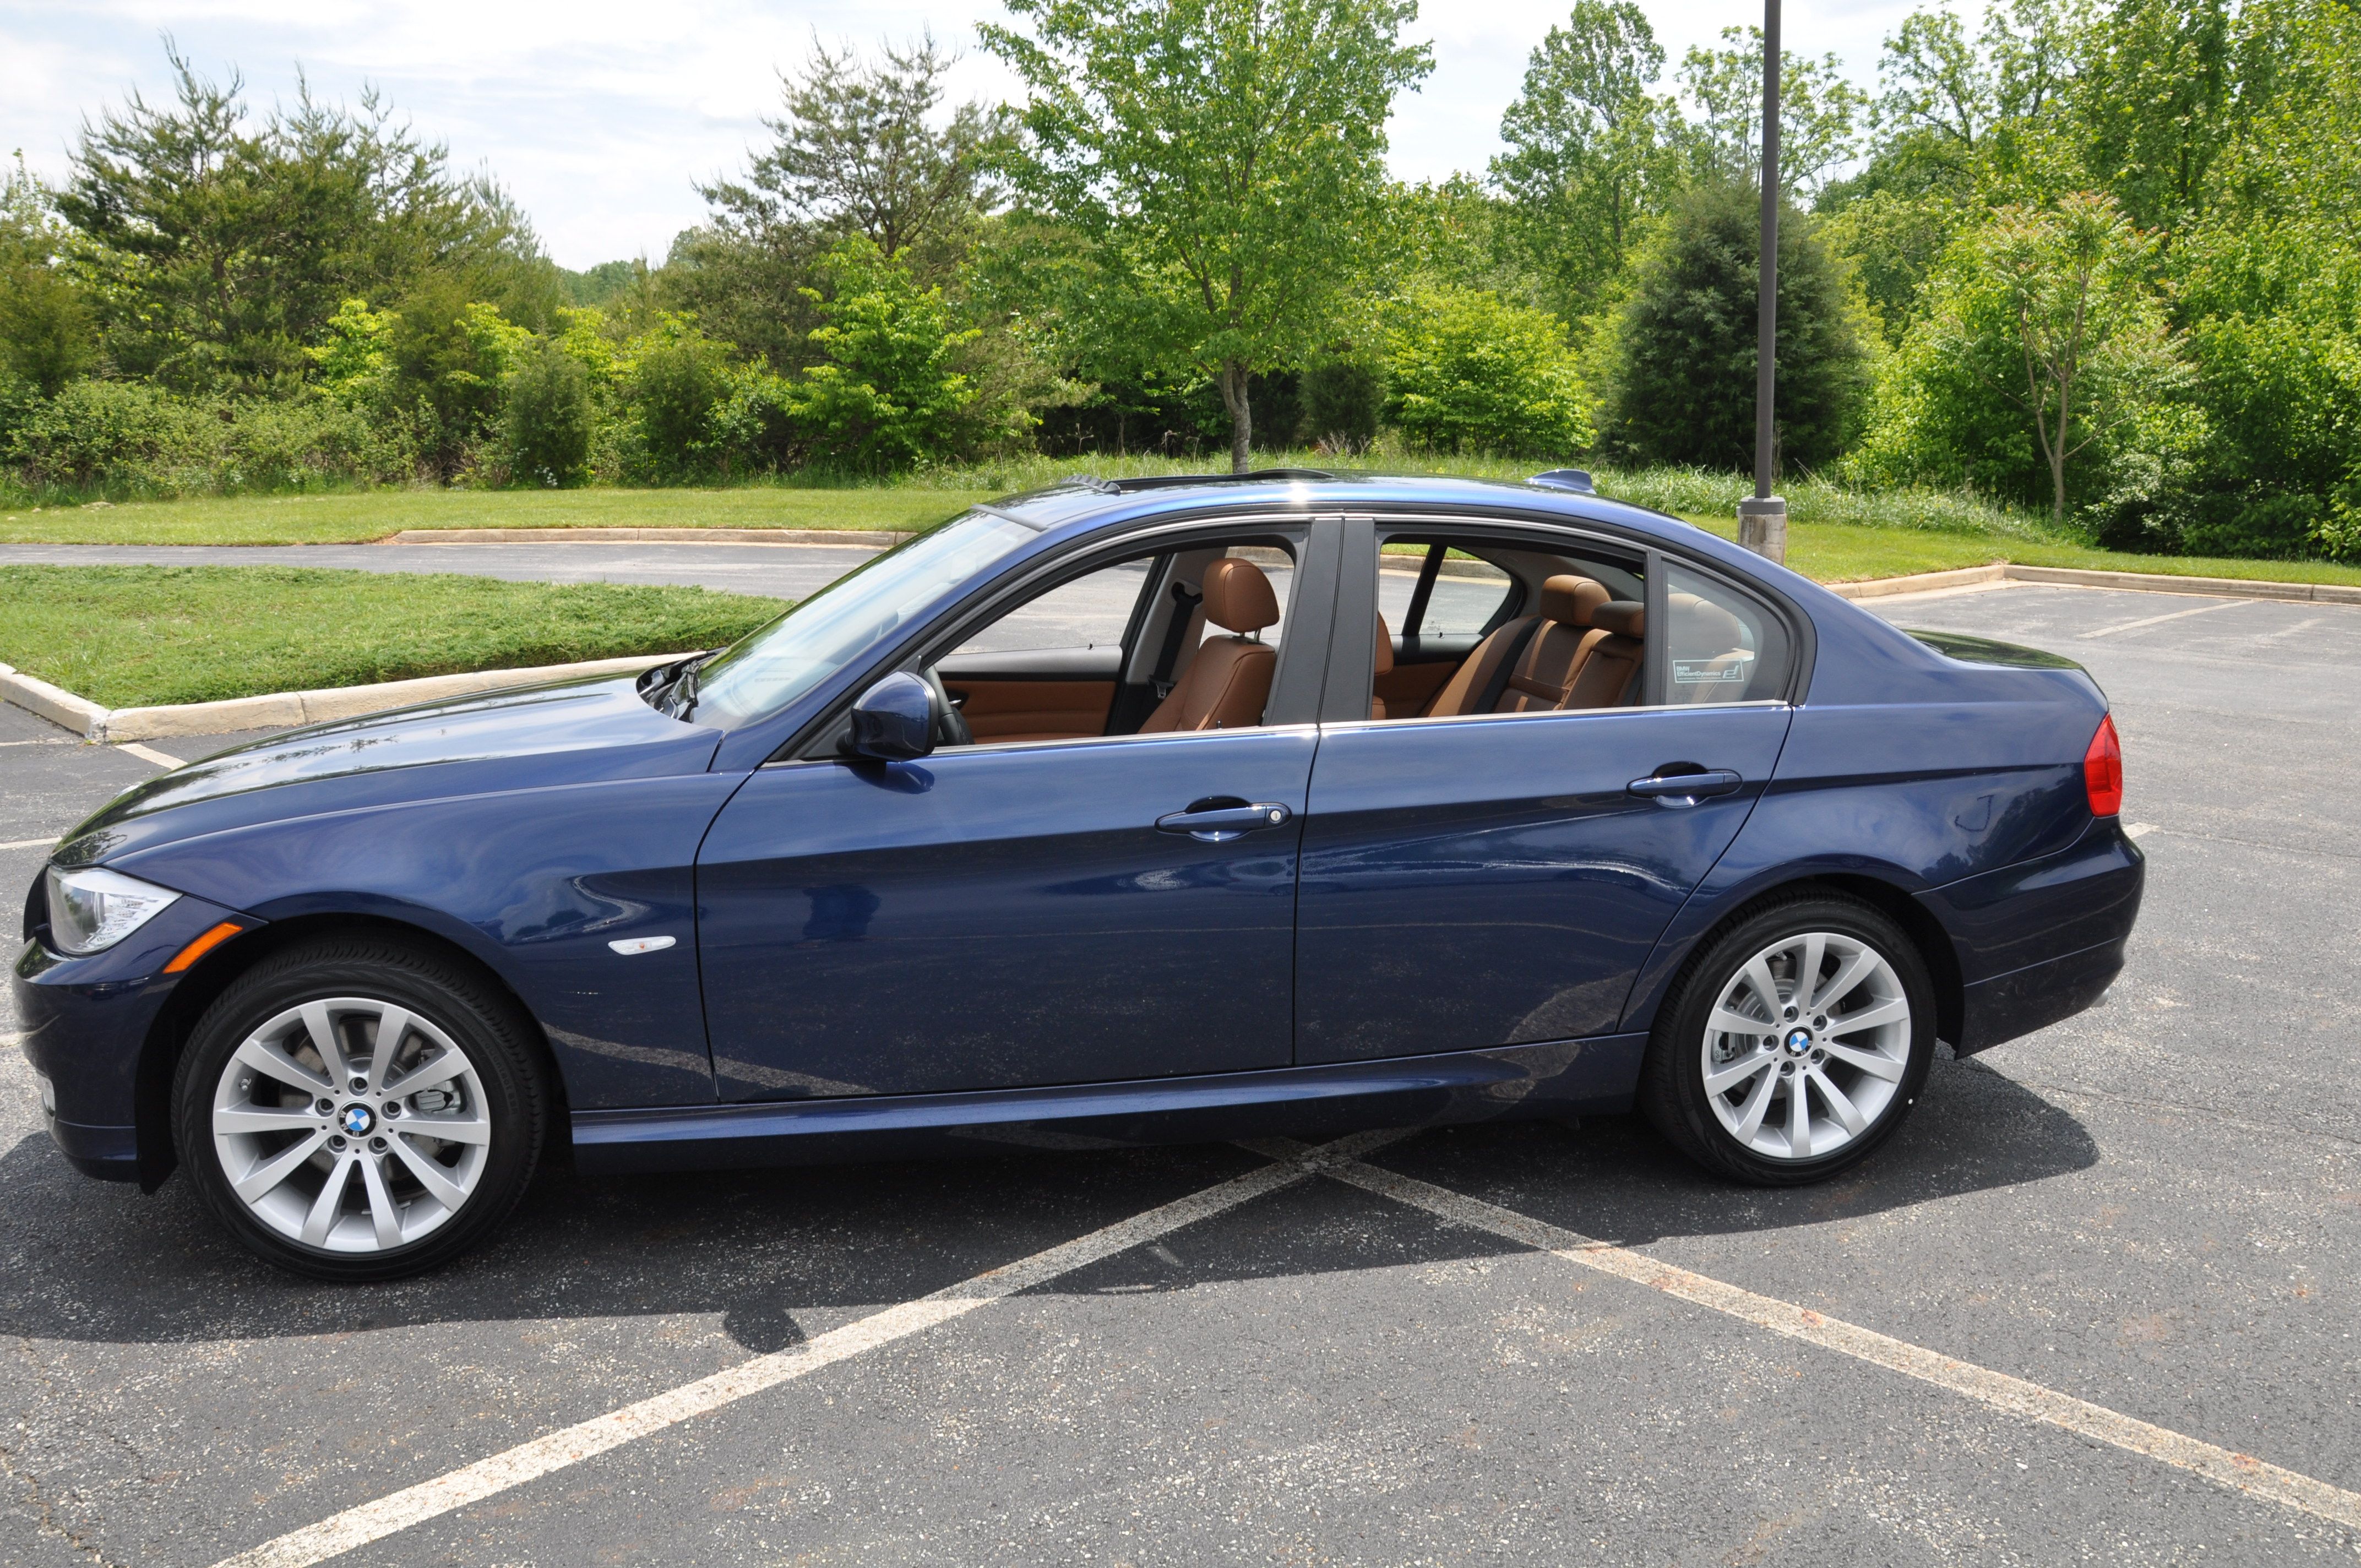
1217;360;1252;474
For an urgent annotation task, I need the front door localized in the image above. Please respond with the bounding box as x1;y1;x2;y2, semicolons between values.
697;725;1316;1101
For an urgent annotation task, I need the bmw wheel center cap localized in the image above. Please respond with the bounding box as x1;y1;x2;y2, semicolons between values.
341;1104;376;1136
1783;1028;1813;1057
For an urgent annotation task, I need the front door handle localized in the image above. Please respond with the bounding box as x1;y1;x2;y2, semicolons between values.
1628;767;1744;803
1155;801;1295;842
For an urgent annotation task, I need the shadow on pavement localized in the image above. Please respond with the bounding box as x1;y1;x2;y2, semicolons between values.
1;1054;2092;1352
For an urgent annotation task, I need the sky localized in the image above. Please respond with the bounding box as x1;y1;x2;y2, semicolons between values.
0;0;1929;272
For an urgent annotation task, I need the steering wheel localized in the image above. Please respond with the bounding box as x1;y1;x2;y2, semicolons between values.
922;666;972;748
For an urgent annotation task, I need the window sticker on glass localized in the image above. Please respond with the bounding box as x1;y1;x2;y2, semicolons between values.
1673;653;1755;688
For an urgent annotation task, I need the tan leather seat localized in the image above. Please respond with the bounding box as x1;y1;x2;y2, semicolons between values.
1371;614;1393;720
1495;576;1613;713
1422;573;1646;717
1558;600;1644;709
1140;558;1280;732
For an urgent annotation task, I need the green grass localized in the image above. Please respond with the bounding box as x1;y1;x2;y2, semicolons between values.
0;565;787;709
0;486;991;546
7;451;2358;591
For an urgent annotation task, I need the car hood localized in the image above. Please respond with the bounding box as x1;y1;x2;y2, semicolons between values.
57;672;726;867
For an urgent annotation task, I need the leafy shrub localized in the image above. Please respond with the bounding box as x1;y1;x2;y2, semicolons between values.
786;238;978;472
1601;178;1872;473
1382;287;1591;458
3;378;412;498
622;315;731;478
388;279;532;476
502;337;595;487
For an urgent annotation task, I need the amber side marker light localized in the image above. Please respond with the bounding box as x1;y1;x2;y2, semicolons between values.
164;921;246;973
2083;714;2124;818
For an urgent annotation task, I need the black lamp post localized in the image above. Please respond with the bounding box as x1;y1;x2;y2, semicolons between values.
1737;0;1788;564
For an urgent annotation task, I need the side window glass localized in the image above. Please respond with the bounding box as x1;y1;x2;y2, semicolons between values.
1664;563;1792;705
1377;546;1515;640
953;558;1152;656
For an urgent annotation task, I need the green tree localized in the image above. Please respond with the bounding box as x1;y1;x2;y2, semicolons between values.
0;160;96;396
502;336;595;486
2075;0;2233;231
675;36;1009;369
55;46;545;393
387;276;531;475
1853;192;2188;524
1603;179;1874;472
1678;26;1868;197
1490;2;1678;319
1383;287;1591;457
983;0;1433;471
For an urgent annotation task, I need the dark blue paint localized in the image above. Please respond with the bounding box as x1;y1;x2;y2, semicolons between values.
847;671;937;760
15;891;244;1179
12;472;2145;1191
1296;705;1791;1061
573;1032;1651;1173
697;728;1315;1098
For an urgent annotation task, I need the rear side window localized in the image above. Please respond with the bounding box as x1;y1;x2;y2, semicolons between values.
1664;562;1793;705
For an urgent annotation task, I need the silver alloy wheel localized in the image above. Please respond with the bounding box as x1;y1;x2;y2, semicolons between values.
1699;931;1913;1162
210;995;492;1253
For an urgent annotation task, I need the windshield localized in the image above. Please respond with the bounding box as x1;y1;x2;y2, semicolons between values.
689;511;1038;728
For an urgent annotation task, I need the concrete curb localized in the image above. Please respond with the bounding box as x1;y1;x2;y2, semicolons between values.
1825;562;2361;605
1826;565;2009;600
0;663;108;735
5;652;689;744
385;526;917;547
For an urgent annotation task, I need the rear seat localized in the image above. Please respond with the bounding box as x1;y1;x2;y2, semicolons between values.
1423;574;1645;717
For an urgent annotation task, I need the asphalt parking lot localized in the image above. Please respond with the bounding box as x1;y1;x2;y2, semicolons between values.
3;572;2358;1566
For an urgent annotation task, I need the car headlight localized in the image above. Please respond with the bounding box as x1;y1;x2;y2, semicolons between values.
43;864;182;956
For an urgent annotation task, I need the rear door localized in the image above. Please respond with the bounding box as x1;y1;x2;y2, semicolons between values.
1293;521;1796;1063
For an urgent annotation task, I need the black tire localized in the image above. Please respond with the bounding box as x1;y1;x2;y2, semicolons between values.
1638;894;1936;1186
172;935;548;1281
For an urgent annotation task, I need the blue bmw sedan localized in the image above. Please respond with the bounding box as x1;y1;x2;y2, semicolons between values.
16;472;2142;1278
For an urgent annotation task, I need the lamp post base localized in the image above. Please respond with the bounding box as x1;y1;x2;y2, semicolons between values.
1737;496;1788;565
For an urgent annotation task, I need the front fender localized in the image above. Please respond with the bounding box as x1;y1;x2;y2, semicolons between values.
108;773;747;1109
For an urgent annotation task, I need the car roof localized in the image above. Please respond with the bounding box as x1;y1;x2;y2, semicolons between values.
981;471;1713;550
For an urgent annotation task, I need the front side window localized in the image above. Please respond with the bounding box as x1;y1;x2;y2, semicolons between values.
692;511;1037;727
1663;561;1793;705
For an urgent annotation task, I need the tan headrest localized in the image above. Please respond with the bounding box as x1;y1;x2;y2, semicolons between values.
1373;613;1394;674
1668;591;1744;656
1200;557;1280;633
1592;601;1646;639
1538;574;1611;628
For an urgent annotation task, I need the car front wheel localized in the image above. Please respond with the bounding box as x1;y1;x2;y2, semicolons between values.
172;937;547;1281
1640;895;1936;1185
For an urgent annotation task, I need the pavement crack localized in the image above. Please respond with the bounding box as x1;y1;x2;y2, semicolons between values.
3;1338;132;1568
2010;1076;2361;1150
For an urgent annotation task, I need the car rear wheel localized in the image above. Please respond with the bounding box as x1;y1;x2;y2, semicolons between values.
173;937;547;1281
1640;896;1935;1185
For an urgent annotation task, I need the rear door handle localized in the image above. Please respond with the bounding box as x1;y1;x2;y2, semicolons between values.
1155;801;1294;842
1628;768;1744;803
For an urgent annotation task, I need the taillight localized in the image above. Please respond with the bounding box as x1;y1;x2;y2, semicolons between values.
2083;714;2123;817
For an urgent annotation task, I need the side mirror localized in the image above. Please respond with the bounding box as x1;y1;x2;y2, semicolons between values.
845;672;935;761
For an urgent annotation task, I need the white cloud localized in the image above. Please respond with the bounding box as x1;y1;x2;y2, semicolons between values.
1;0;1927;270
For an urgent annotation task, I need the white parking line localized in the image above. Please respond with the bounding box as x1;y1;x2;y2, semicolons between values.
2077;599;2240;639
116;742;185;768
208;1132;1404;1568
0;837;54;851
1260;1142;2361;1534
